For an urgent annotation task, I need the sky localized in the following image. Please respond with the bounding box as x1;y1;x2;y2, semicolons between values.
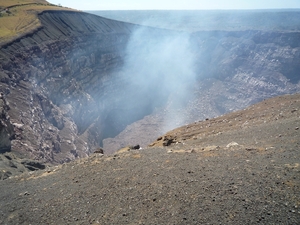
51;0;300;10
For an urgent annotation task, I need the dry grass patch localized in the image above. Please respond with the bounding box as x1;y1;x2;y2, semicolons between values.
0;1;77;43
0;0;48;8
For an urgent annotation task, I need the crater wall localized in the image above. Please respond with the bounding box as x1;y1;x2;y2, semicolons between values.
0;11;299;161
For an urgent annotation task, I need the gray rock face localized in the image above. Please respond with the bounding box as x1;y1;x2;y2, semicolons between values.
0;93;14;153
0;11;140;162
0;11;299;160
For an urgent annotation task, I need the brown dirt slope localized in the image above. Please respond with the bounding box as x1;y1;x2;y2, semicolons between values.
0;93;299;224
150;93;300;150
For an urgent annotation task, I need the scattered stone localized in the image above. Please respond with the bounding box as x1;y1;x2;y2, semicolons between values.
295;127;299;130
117;147;131;154
94;148;104;154
162;136;176;146
226;142;239;148
130;145;140;150
48;126;55;132
12;123;23;129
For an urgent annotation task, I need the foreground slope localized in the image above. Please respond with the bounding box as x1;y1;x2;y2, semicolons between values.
0;93;299;224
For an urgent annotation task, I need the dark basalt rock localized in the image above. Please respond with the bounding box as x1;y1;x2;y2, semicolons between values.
93;148;104;154
21;160;46;171
129;145;140;150
0;152;47;180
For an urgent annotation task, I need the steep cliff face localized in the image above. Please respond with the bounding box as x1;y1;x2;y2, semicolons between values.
0;11;140;162
0;10;299;161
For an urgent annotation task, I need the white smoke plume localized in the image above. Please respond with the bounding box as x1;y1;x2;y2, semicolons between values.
118;26;197;132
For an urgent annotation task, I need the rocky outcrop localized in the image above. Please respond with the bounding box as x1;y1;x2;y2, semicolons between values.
0;152;47;180
0;10;299;161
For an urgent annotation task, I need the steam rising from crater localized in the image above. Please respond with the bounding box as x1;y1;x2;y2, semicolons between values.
115;27;197;133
